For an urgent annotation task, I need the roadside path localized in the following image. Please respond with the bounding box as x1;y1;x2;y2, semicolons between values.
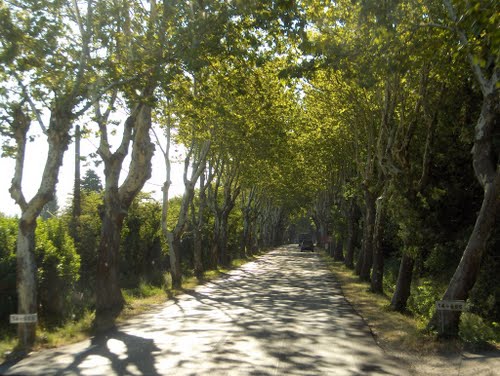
0;245;408;375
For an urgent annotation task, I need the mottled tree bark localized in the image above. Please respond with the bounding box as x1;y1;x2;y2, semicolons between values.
95;191;126;330
169;141;210;289
94;104;155;331
9;104;73;349
16;219;37;349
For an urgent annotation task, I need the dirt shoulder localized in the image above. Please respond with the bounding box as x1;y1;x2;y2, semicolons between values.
321;255;500;376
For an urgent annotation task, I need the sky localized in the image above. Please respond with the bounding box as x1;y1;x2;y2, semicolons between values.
0;128;186;217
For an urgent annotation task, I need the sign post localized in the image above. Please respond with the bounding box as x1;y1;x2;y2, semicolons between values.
435;300;465;335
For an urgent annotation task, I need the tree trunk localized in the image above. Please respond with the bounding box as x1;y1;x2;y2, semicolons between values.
168;232;182;289
317;221;327;249
391;253;415;312
329;236;336;257
193;228;204;279
218;182;239;265
9;105;74;349
345;200;360;269
193;174;206;279
371;193;386;293
354;244;364;276
169;141;210;288
94;103;155;331
170;185;196;289
94;191;126;331
219;215;229;265
359;190;376;281
428;174;499;333
16;219;37;349
333;235;344;261
242;209;251;257
209;215;221;270
241;188;257;257
71;123;81;241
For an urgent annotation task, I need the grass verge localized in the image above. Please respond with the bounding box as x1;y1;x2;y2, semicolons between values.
0;252;264;363
319;251;462;355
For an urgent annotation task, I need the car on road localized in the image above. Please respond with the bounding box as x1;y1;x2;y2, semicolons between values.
300;239;314;252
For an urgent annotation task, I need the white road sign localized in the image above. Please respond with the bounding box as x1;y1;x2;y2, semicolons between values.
10;314;38;324
436;300;465;311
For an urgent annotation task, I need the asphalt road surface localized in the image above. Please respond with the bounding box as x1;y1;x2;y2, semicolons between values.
0;245;408;375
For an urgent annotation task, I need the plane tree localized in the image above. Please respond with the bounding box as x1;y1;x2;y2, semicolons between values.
86;0;171;330
426;0;500;334
0;0;96;348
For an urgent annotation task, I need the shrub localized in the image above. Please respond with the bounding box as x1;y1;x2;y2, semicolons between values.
382;257;400;296
407;280;443;322
74;191;103;293
459;312;495;345
120;194;164;287
35;217;81;325
0;215;18;324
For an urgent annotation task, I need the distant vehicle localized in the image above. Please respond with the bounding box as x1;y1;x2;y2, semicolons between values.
300;239;314;252
298;233;312;245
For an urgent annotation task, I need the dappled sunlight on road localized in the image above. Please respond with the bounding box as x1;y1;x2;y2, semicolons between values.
0;246;407;375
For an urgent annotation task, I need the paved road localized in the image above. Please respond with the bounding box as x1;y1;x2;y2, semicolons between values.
0;246;408;375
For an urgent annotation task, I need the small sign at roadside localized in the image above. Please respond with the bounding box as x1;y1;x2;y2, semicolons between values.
10;314;38;324
436;300;465;312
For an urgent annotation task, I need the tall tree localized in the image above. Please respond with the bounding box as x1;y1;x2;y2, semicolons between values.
167;139;210;289
81;169;103;193
0;0;94;348
92;0;168;330
427;0;500;334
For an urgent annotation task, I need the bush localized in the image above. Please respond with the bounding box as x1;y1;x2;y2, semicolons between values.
120;194;164;287
459;312;495;345
35;217;81;325
73;191;103;293
0;215;18;324
407;280;443;322
382;257;400;296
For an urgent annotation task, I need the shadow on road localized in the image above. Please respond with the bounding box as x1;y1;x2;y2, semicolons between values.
171;249;406;375
0;247;407;375
55;329;161;376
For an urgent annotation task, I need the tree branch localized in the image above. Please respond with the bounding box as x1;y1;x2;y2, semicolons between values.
69;0;92;101
13;72;47;135
8;105;30;211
